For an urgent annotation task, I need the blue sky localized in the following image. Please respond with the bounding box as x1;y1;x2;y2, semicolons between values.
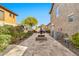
0;3;51;26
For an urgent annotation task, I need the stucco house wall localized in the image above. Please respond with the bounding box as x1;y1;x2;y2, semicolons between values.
0;6;17;26
50;3;79;35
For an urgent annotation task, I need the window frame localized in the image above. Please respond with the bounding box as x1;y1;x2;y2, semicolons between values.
9;13;14;18
68;14;75;22
55;7;60;17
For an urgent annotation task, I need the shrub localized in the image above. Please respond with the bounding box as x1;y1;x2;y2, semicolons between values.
1;25;23;43
0;25;18;43
71;33;79;48
46;30;50;33
0;25;33;50
0;26;10;35
63;33;69;38
24;31;33;38
27;31;33;35
0;34;12;51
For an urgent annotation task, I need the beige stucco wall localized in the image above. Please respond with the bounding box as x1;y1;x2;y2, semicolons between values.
50;3;79;35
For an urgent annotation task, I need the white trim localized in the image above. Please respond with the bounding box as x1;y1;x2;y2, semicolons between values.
68;12;74;16
0;21;17;26
4;22;17;26
0;21;4;26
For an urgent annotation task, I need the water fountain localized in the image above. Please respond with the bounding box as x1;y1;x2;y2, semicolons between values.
36;28;47;41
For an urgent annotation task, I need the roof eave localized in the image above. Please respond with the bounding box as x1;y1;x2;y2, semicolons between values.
0;5;18;16
49;3;54;14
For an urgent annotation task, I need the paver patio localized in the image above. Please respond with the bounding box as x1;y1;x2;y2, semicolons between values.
19;33;76;56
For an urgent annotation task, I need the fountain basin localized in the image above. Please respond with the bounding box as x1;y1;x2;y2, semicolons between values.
38;35;45;37
36;34;47;41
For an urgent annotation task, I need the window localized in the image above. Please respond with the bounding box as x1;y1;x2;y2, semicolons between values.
68;15;75;22
55;7;59;17
13;15;15;18
9;13;13;18
0;10;4;20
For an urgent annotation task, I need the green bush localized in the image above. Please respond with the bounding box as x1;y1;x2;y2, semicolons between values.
71;33;79;48
0;25;33;51
27;31;33;35
10;26;25;43
0;34;12;51
0;26;10;34
24;31;33;38
63;33;69;38
46;30;50;33
1;25;24;43
0;25;18;43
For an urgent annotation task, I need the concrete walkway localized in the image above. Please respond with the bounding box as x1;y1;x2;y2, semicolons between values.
2;33;76;56
19;33;76;56
4;45;27;56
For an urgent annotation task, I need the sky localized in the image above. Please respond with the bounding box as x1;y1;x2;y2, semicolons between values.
0;3;51;26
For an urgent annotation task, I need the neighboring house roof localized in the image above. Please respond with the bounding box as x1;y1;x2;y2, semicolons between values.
49;3;54;14
46;23;51;27
0;5;18;16
38;26;41;28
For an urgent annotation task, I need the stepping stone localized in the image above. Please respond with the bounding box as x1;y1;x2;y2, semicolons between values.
4;45;28;56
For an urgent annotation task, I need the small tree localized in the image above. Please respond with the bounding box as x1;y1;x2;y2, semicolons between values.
21;16;38;29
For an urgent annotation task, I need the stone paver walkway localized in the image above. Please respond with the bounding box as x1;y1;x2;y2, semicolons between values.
19;33;76;56
4;45;27;56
